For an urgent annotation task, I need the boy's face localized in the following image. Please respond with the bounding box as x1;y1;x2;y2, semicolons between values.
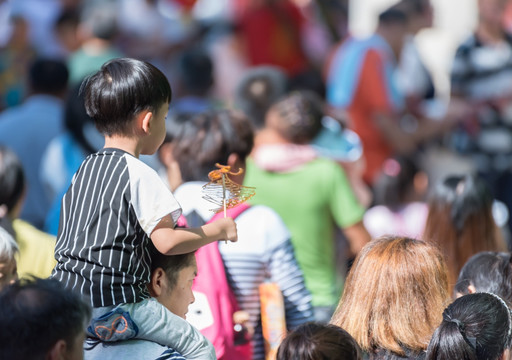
0;258;17;291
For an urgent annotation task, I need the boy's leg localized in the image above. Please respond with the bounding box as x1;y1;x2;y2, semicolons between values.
88;298;216;360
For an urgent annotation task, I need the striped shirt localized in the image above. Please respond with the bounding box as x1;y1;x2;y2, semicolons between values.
450;33;512;172
52;149;181;307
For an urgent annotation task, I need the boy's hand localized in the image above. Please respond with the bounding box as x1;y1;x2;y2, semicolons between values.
213;217;238;243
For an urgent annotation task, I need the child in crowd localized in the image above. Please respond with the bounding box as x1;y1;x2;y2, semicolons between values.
0;226;18;291
51;58;237;359
423;174;508;287
0;145;56;278
169;110;313;359
426;293;512;360
276;322;363;360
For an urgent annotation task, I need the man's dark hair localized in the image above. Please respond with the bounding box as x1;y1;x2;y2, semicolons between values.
394;0;431;16
29;58;69;95
268;91;324;144
378;7;408;25
276;322;362;360
0;277;91;360
172;109;254;182
150;247;196;290
178;47;214;96
82;58;172;136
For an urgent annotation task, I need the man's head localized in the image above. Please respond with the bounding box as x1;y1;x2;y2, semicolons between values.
82;58;172;138
478;0;508;26
376;7;409;58
28;58;69;98
177;46;214;98
149;250;197;319
393;0;433;34
0;277;91;360
234;66;289;130
266;91;324;145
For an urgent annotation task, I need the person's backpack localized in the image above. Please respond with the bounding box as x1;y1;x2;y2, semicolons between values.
186;203;252;360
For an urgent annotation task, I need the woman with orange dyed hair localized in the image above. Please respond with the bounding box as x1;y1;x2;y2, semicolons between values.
330;236;450;360
423;174;507;288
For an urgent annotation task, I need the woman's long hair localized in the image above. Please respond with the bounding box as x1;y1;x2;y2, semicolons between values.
426;293;512;360
330;236;450;356
423;175;507;287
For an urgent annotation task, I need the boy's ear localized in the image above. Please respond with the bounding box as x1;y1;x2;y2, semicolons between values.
138;110;153;134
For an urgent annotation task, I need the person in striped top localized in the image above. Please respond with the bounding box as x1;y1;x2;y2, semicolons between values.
51;58;237;360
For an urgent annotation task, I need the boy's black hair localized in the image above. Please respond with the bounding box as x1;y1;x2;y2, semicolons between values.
0;277;91;360
29;58;69;95
82;58;172;136
0;146;25;215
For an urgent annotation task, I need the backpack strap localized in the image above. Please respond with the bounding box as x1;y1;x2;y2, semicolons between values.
207;203;252;224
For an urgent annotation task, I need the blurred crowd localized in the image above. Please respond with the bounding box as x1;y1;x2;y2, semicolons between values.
2;0;512;359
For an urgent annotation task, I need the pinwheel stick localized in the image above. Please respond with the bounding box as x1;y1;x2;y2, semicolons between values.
202;163;256;244
222;173;227;218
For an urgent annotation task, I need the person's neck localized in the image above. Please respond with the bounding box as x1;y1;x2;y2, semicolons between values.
477;22;505;44
104;135;143;158
253;127;289;150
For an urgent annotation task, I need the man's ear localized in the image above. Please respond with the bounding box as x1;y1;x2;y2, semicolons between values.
138;110;153;134
47;339;67;360
148;268;165;297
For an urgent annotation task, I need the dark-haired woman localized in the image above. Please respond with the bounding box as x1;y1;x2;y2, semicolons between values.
426;292;512;360
423;174;508;287
455;251;512;301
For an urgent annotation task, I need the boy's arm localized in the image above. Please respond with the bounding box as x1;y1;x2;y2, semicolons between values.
151;215;237;255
